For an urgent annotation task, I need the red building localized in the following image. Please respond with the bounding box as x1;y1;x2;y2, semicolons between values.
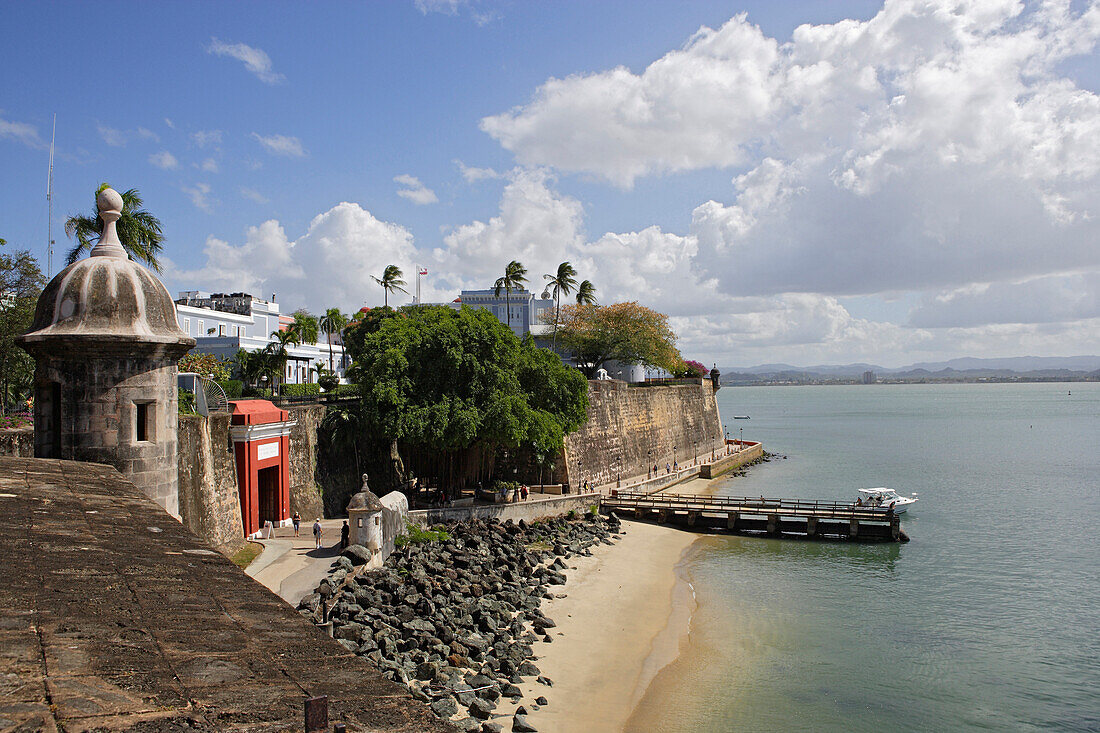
228;400;296;537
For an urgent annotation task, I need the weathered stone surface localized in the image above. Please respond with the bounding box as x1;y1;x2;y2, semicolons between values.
513;713;538;732
177;412;244;553
0;457;455;733
562;380;723;488
286;404;327;520
0;427;33;457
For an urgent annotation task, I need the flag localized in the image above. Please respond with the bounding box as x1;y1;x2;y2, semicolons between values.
418;268;428;275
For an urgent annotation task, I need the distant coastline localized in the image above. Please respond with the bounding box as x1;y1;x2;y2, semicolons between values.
723;374;1098;386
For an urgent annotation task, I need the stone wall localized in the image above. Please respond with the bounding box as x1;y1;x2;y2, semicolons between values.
409;492;602;526
286;404;327;521
563;380;724;489
0;427;33;457
177;413;244;553
379;490;408;562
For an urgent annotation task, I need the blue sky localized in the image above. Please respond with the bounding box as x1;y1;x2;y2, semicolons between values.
2;0;1098;367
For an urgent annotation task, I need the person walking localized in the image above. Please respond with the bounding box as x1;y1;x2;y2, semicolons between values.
312;518;323;549
292;511;301;537
340;520;350;550
521;484;529;501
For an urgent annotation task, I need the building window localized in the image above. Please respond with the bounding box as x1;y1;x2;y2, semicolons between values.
184;317;191;334
197;319;204;335
134;401;154;442
219;324;226;336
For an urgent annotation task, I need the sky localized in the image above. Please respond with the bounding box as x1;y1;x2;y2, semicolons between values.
2;0;1099;368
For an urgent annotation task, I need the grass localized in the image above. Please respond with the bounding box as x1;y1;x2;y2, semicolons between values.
230;542;263;569
394;520;451;548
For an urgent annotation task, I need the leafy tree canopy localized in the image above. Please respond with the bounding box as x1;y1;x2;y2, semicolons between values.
344;305;588;456
554;301;682;378
0;240;44;413
178;352;232;381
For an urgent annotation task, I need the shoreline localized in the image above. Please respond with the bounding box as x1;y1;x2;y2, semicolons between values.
492;519;699;732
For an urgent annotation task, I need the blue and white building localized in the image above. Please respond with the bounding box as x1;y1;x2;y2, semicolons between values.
175;291;347;385
453;288;556;340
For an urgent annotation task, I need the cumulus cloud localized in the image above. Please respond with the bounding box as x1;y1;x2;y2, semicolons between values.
169;202;418;313
240;187;268;204
148;150;179;170
0;112;44;148
471;0;1100;363
206;38;284;84
455;160;502;182
394;174;439;204
252;132;306;157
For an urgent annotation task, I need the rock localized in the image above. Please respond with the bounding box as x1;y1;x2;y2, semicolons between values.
535;696;547;705
430;697;458;718
512;714;538;732
515;705;528;715
501;683;522;699
517;661;539;676
336;638;358;652
467;696;495;719
536;676;553;687
481;723;503;733
456;718;481;733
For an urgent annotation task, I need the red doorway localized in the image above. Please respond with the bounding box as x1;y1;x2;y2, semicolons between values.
258;466;280;526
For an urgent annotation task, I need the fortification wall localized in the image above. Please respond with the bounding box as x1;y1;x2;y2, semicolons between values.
286;404;327;520
0;427;33;457
177;413;244;552
563;380;724;489
409;492;601;526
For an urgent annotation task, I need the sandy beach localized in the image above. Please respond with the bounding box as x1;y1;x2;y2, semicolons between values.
492;518;700;732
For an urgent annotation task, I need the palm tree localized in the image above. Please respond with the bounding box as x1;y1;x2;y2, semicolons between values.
544;261;577;348
266;328;300;389
290;310;319;344
372;265;407;307
493;259;528;331
64;184;165;272
319;307;348;372
576;279;598;305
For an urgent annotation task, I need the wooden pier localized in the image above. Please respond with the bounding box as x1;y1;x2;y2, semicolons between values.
603;491;909;542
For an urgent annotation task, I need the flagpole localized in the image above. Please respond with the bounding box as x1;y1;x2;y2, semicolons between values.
47;114;56;278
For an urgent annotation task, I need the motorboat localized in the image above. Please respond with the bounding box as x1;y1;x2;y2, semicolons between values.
733;415;751;419
855;487;917;513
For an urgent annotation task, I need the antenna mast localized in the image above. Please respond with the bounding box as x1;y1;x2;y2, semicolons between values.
46;114;56;277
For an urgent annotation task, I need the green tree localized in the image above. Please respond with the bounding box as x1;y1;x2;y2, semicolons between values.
290;309;319;344
343;305;587;486
0;240;44;413
543;261;577;348
575;279;598;305
64;184;166;272
372;264;407;307
178;352;232;381
319;307;348;372
554;301;681;378
494;259;528;331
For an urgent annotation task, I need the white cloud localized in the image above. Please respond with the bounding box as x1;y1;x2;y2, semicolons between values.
164;118;175;129
148;150;179;170
252;132;306;157
0;112;44;148
97;124;158;147
197;158;218;173
168;202;418;312
182;182;213;212
394;174;439;204
455;160;502;182
909;272;1100;328
191;130;223;148
206;38;284;84
239;187;269;204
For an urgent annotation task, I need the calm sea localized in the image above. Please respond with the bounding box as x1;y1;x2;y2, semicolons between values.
628;383;1100;732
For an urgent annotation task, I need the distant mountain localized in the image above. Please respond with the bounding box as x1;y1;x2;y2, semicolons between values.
719;356;1100;383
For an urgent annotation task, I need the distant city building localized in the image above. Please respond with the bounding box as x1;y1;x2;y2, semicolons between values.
451;288;556;340
175;291;347;384
862;370;876;384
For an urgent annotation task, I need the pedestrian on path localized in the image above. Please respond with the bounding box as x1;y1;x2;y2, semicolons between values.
340;520;350;549
292;511;301;537
521;484;529;501
313;519;323;549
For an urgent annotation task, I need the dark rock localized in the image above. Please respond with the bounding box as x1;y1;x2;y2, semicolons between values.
515;705;528;715
535;696;547;705
430;697;458;718
512;714;538;732
501;683;522;699
481;723;503;733
467;696;495;719
536;676;553;687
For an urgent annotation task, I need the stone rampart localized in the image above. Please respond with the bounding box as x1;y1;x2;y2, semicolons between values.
286;404;327;520
177;412;244;552
410;492;602;526
0;427;33;457
700;441;764;478
563;380;723;489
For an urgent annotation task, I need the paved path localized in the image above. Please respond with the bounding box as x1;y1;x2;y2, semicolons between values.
246;518;347;607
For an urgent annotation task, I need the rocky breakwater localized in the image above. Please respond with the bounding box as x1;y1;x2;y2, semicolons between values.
298;512;623;732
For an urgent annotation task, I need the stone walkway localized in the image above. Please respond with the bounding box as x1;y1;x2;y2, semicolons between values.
0;457;453;732
246;519;346;606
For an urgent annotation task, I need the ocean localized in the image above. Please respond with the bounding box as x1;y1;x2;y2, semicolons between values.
627;383;1100;732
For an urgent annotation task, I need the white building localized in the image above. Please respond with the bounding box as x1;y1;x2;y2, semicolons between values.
452;288;556;340
175;291;347;385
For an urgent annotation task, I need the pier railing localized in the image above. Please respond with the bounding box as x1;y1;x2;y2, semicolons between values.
607;491;903;525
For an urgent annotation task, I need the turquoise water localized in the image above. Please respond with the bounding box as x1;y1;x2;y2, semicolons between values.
629;383;1100;732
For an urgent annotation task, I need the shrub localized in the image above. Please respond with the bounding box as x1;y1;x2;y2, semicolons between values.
0;412;32;430
178;388;197;416
217;379;243;399
281;383;321;397
318;373;339;392
395;520;451;548
179;352;232;381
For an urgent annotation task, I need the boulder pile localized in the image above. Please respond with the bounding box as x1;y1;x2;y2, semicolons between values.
298;510;623;731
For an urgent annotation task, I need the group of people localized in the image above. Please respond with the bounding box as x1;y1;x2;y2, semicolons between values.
498;483;531;502
291;511;351;550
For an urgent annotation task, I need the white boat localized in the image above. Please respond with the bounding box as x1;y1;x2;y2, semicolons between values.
855;487;918;513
